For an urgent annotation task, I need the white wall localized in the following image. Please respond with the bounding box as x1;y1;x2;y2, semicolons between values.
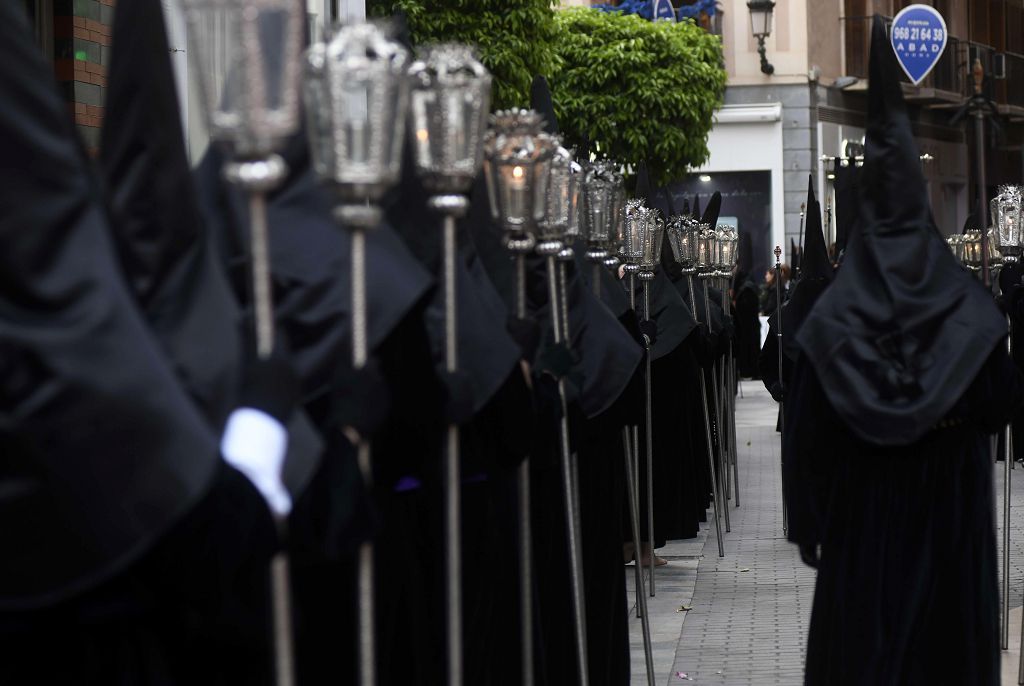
695;103;786;264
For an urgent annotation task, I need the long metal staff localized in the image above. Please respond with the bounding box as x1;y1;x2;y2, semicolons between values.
505;234;535;686
718;278;731;504
559;246;585;578
430;195;467;686
1004;309;1013;651
537;238;590;686
796;204;805;279
638;268;657;596
623;426;656;686
720;282;737;506
774;246;788;537
227;158;297;686
687;272;725;557
702;277;731;533
623;265;644;616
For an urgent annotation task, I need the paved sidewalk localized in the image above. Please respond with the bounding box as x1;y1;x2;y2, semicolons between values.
626;380;1024;685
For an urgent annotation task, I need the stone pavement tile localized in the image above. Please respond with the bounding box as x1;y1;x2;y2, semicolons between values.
627;379;1024;685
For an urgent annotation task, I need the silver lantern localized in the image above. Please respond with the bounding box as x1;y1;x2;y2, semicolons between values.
303;20;410;686
409;44;492;194
484;109;558;236
622;200;649;271
994;185;1023;263
487;113;590;686
537;143;576;242
180;2;305;685
304;22;409;209
408;43;493;686
182;0;305;158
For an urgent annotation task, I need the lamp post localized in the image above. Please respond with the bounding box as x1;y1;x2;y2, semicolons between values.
408;44;492;686
747;0;775;75
181;2;303;684
667;215;725;557
699;226;731;534
303;22;409;686
484;109;591;686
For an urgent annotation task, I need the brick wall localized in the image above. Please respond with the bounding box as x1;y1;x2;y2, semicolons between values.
52;0;115;154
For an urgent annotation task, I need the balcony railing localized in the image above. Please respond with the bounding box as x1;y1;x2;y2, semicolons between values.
843;16;1024;113
842;16;961;96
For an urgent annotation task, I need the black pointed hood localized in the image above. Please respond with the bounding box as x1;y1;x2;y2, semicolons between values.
101;0;241;429
530;75;558;135
692;195;702;220
796;16;1005;446
635;161;652;205
832;163;860;257
800;176;833;281
701;191;721;229
0;0;218;605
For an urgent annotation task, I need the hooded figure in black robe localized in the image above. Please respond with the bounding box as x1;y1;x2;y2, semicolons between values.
633;165;703;546
193;49;447;682
0;4;294;684
784;17;1021;685
759;175;833;402
832;163;861;263
96;1;327;681
732;231;761;377
457;75;642;685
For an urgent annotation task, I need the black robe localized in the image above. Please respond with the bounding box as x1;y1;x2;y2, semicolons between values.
784;346;1019;685
733;276;760;378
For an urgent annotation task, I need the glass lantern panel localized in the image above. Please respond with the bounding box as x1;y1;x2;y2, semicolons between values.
409;48;492;193
184;0;303;155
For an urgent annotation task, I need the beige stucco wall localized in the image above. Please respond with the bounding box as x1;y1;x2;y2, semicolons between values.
720;0;810;85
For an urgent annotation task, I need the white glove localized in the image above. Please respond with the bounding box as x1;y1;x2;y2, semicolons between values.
220;407;292;519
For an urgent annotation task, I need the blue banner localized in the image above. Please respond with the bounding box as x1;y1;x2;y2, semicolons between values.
890;4;948;85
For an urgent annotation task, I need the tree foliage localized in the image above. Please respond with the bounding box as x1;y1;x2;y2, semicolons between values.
551;8;726;186
367;0;561;110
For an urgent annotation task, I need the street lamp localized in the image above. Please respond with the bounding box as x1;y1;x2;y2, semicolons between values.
747;0;776;75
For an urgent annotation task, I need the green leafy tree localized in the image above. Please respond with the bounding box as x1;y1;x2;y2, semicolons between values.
552;8;727;186
367;0;561;110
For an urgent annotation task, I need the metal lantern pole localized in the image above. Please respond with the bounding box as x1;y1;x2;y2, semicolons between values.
581;162;616;300
409;45;492;686
677;218;725;558
796;203;805;279
485;110;591;686
181;2;304;684
992;186;1022;653
719;227;740;508
621;201;645;612
625;200;659;597
714;231;732;505
303;26;411;686
530;136;590;686
701;228;730;534
774;246;787;537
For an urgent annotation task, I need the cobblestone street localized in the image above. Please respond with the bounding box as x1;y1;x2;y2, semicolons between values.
626;381;1024;685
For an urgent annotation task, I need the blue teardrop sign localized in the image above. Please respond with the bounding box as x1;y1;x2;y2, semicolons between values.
890;5;948;85
652;0;676;21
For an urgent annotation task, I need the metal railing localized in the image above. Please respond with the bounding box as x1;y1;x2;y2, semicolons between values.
842;16;961;95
